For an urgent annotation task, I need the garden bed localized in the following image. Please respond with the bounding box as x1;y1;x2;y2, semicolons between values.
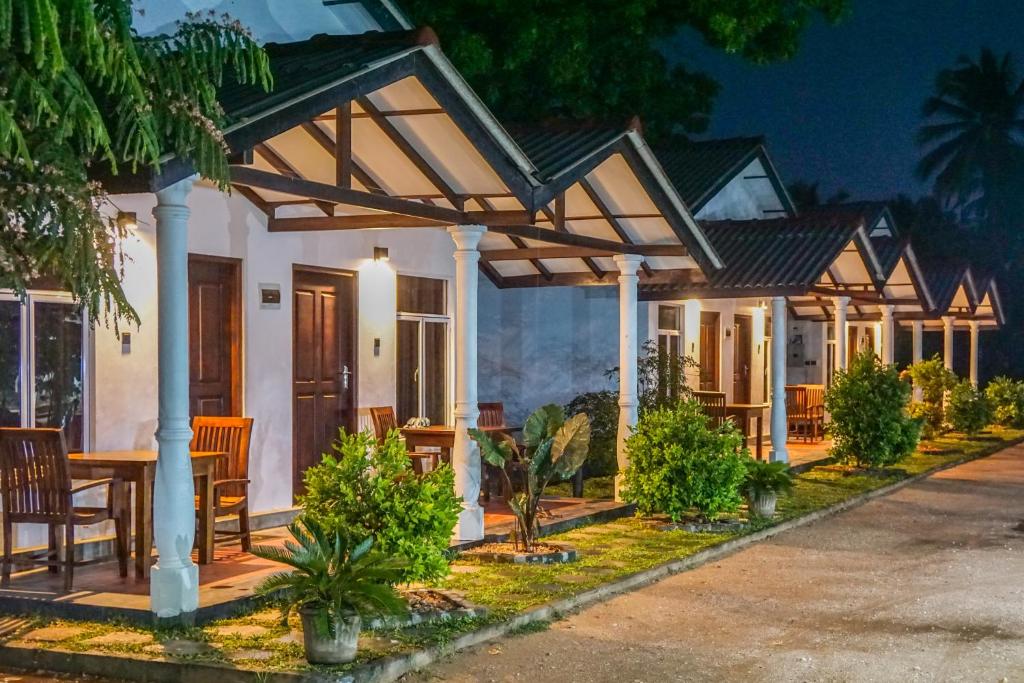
462;542;579;564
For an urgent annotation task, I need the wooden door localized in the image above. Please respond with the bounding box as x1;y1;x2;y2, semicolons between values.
733;314;752;403
847;326;858;366
188;255;242;417
699;311;720;391
292;267;356;497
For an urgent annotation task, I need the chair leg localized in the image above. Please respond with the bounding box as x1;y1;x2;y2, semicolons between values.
48;525;59;573
238;504;252;553
1;516;11;588
63;523;74;593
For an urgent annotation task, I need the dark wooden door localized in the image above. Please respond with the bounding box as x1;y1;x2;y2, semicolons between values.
733;314;752;403
188;255;241;417
699;311;720;391
847;326;858;366
292;267;356;497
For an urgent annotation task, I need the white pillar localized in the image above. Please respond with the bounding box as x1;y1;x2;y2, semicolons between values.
969;320;980;387
942;315;955;372
682;299;701;389
880;305;895;365
613;254;643;500
833;296;850;372
150;176;198;620
912;320;924;401
769;296;788;463
448;225;486;541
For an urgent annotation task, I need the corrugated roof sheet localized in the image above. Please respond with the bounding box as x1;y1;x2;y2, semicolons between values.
507;125;624;182
921;258;970;312
654;136;764;209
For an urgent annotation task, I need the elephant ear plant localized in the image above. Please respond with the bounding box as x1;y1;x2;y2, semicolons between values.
252;517;406;664
470;405;591;552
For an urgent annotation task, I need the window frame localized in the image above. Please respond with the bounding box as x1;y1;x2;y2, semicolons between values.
395;275;451;425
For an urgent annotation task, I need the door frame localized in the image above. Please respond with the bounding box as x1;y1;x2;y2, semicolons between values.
188;253;243;417
291;264;359;497
733;313;753;403
699;311;721;391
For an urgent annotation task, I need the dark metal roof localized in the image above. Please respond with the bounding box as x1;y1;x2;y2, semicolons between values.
655;135;770;211
921;258;971;313
869;235;906;278
507;124;626;182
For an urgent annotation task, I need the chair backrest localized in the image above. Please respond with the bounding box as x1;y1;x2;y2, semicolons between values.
0;428;71;521
800;384;826;410
785;385;807;416
190;416;253;497
692;391;727;428
368;407;398;442
478;402;506;428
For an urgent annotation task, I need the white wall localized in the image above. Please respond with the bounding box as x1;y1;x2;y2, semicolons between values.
696;158;788;221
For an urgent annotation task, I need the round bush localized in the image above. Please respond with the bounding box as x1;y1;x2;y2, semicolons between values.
985;376;1024;428
947;380;992;435
622;398;748;522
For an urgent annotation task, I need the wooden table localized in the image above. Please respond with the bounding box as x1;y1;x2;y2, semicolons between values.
400;424;513;462
726;403;769;460
69;450;225;578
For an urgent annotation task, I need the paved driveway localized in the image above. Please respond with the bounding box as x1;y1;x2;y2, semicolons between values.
408;444;1024;682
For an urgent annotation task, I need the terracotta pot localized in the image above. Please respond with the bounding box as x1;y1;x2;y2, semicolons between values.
748;492;778;518
299;607;360;664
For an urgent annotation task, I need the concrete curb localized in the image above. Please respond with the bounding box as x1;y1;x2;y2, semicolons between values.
3;437;1021;683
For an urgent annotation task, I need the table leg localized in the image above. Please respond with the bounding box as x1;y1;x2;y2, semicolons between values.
135;470;153;579
196;467;216;564
756;414;764;461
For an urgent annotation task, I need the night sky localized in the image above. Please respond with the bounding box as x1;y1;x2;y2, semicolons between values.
664;0;1024;201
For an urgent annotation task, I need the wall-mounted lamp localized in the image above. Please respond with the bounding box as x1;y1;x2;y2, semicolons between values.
373;247;390;262
116;211;137;231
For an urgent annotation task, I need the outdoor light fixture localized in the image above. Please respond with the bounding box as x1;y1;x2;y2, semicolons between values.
116;211;137;231
373;247;390;262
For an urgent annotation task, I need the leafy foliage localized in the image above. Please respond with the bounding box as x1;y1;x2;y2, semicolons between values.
564;390;618;477
470;405;591;551
606;339;698;415
985;376;1024;427
946;380;992;435
403;0;845;139
298;429;461;584
742;458;793;500
251;517;406;637
827;351;920;468
621;399;748;522
0;2;270;329
902;355;958;438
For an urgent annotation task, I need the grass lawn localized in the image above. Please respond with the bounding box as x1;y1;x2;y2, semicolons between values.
7;427;1022;675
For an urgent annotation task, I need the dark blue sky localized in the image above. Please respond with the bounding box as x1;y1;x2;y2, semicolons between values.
664;0;1024;201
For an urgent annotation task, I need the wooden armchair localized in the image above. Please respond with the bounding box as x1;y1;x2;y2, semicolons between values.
477;402;529;501
190;416;254;551
692;391;729;428
0;428;128;591
368;407;436;474
785;385;826;442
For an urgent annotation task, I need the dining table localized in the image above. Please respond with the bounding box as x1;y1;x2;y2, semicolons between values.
726;403;769;460
400;424;514;463
68;450;226;578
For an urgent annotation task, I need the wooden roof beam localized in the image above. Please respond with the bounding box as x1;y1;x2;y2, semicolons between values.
578;177;654;278
299;121;384;194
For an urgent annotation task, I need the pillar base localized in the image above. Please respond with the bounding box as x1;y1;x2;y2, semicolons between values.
453;502;484;542
150;561;199;620
613;473;627;502
769;447;789;464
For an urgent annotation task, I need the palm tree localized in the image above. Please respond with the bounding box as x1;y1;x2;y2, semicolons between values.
917;49;1024;236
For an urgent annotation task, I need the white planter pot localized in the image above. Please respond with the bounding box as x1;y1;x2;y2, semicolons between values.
748;492;778;518
299;607;361;664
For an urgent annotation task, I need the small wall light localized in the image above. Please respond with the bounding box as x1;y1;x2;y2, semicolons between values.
116;211;137;231
373;246;390;262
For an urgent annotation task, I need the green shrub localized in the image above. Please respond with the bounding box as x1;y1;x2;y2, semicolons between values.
826;350;920;468
742;458;793;500
621;398;748;522
564;390;618;477
902;355;957;437
947;380;992;435
299;429;462;584
605;340;698;415
985;376;1024;427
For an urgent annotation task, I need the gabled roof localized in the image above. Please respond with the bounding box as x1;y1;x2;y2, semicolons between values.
803;201;902;276
509;124;626;182
967;267;1006;326
923;259;973;315
655;135;795;216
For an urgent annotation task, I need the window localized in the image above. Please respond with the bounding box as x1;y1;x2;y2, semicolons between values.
0;292;89;451
396;276;449;425
656;305;683;403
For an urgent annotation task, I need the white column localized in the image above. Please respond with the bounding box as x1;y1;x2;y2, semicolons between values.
969;321;980;387
912;320;924;401
942;315;955;372
682;299;701;388
448;225;486;541
880;305;895;365
769;296;788;463
833;296;850;372
151;176;198;620
613;254;643;500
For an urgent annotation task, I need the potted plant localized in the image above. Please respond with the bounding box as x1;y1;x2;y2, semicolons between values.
252;517;406;665
742;459;793;518
470;404;591;553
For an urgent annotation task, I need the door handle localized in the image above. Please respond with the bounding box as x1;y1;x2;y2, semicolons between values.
341;365;351;391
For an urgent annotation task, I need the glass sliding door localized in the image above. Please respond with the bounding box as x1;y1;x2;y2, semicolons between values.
396;276;449;426
0;301;22;428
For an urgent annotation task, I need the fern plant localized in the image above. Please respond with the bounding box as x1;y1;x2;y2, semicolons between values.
252;517;406;637
0;1;271;329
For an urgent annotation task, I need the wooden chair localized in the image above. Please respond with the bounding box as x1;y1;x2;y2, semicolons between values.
692;391;729;428
190;416;254;552
785;385;826;443
368;407;435;474
0;428;128;591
